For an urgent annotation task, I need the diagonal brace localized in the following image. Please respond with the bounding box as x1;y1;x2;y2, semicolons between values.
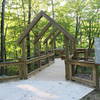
34;22;52;44
43;28;57;44
18;11;43;44
49;31;61;44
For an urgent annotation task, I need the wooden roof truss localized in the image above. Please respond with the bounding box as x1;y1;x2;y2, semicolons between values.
18;11;75;44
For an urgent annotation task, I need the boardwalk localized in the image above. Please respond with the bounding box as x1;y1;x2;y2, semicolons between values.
0;59;94;100
29;58;65;81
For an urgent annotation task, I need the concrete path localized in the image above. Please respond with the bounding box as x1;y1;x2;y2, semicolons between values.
29;58;65;81
0;58;94;100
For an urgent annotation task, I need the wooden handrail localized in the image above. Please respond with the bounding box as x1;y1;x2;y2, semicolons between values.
26;53;54;64
0;61;22;66
70;59;100;66
0;53;54;67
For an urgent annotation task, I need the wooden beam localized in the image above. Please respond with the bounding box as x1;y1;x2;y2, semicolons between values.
70;60;95;67
71;76;96;87
49;31;60;44
34;22;52;44
18;11;75;44
17;11;43;44
0;61;24;66
45;42;49;63
95;65;100;89
26;53;54;64
43;28;57;44
0;75;19;81
19;39;28;79
41;11;75;42
64;38;70;80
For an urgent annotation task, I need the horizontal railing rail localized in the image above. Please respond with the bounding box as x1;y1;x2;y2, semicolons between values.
26;53;54;64
0;53;54;67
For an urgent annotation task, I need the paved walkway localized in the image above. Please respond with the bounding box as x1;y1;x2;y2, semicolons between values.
29;58;65;81
0;58;94;100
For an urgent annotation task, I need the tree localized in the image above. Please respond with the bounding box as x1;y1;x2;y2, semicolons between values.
51;0;56;49
0;0;6;75
27;0;31;58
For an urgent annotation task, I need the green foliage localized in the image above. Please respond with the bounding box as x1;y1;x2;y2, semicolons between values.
6;66;19;76
0;0;100;59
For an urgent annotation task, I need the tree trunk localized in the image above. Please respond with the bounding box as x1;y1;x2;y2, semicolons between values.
88;20;92;49
27;0;31;58
0;0;6;75
22;0;26;26
51;0;54;19
75;12;80;40
51;0;56;49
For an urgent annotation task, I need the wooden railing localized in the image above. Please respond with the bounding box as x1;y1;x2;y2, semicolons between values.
26;53;54;64
0;53;54;81
68;49;99;88
60;48;99;88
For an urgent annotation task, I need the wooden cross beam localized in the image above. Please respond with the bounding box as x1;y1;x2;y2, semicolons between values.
34;22;52;44
42;11;75;42
49;31;61;44
17;11;43;44
43;28;57;44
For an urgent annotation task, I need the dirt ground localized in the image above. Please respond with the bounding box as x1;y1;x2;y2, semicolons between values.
81;90;100;100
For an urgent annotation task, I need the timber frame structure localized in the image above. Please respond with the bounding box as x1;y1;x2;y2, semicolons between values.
17;10;76;81
0;11;99;90
17;11;99;89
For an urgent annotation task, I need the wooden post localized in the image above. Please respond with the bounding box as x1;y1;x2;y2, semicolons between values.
34;35;41;68
95;65;99;90
39;40;41;67
69;63;72;80
92;64;97;86
64;37;70;80
69;41;72;55
46;42;49;63
51;41;55;61
92;64;99;89
73;41;76;54
19;39;28;79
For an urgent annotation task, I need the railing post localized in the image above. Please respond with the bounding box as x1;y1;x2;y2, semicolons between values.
64;37;70;80
19;39;28;79
95;65;99;90
34;36;41;68
45;42;49;64
51;41;55;61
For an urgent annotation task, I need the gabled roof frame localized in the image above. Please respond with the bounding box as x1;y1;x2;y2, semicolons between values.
17;11;75;44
